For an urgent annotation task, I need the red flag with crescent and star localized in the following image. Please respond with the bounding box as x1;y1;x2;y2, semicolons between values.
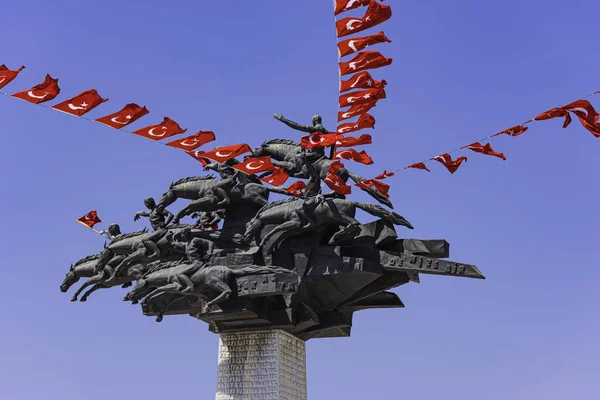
463;142;506;160
337;113;376;134
375;170;394;179
432;153;467;174
334;0;373;15
95;103;149;129
260;167;290;186
405;162;430;172
186;150;211;167
335;133;372;148
336;1;392;38
340;71;387;93
334;148;374;165
301;132;339;149
76;210;102;228
534;107;572;128
195;143;253;163
133;117;187;141
355;179;390;198
339;87;386;108
324;173;352;195
287;181;307;197
233;156;275;175
338;32;392;58
491;125;529;137
0;64;25;89
166;130;215;150
339;51;393;76
338;101;378;121
12;74;60;104
52;89;108;117
563;100;600;137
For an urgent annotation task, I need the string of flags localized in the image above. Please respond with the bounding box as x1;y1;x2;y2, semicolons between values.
2;0;599;204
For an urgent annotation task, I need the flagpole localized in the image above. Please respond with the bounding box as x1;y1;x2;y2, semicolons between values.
75;219;104;236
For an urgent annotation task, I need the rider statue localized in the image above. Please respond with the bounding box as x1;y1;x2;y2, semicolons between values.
274;114;330;134
168;227;216;294
98;223;121;241
192;211;222;231
134;197;174;231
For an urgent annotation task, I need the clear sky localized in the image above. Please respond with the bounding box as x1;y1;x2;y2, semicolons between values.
2;1;599;399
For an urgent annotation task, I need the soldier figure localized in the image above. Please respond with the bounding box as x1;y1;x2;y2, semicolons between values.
98;223;121;241
134;197;174;231
168;227;215;293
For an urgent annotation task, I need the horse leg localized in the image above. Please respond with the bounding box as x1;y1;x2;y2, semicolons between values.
95;249;113;273
203;280;233;313
140;282;183;305
259;217;303;253
80;283;108;302
156;296;181;323
174;198;213;222
124;279;147;302
111;248;146;279
71;275;104;301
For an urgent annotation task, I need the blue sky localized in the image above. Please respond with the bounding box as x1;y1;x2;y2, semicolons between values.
2;1;599;399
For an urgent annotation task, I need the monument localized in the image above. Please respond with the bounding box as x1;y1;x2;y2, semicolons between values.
60;115;484;399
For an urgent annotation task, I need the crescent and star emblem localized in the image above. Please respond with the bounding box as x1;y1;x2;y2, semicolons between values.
348;40;359;53
68;102;88;111
0;77;5;84
245;161;264;170
215;150;233;158
148;126;168;137
345;19;362;31
111;115;132;125
27;90;49;99
568;107;589;118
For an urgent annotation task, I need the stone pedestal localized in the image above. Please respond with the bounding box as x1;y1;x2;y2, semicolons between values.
216;330;307;400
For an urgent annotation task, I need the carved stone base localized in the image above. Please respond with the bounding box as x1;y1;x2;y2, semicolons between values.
216;330;307;400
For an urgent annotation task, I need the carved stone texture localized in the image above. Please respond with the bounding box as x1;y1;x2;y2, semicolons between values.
216;330;306;400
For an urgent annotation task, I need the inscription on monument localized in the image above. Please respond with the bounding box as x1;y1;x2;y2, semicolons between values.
216;330;306;400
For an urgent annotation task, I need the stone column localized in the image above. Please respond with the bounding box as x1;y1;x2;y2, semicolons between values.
216;330;307;400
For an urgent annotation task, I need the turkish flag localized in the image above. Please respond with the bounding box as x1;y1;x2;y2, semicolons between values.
339;87;386;108
329;160;346;174
463;142;506;160
233;156;275;175
335;133;372;148
336;1;392;38
334;148;374;165
340;71;387;93
338;31;392;58
324;173;352;195
12;74;60;104
375;170;394;179
338;101;378;121
431;153;467;174
355;179;390;198
564;100;600;137
334;0;373;15
77;210;101;228
337;113;375;134
133;117;187;141
0;64;25;89
301;132;339;149
52;89;108;117
491;125;529;137
186;150;210;167
95;103;149;129
405;162;430;172
166;130;215;150
195;143;252;163
287;181;307;197
339;51;392;76
534;107;572;128
260;167;290;186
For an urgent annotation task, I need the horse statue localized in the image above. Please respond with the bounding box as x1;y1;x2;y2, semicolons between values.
244;197;413;253
156;175;272;223
251;139;393;208
124;262;292;315
61;253;128;302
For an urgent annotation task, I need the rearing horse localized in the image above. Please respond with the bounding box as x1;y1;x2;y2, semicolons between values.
157;175;271;223
251;139;393;209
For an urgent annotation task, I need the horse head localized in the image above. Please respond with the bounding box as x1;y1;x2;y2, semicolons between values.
60;264;79;293
243;217;263;243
